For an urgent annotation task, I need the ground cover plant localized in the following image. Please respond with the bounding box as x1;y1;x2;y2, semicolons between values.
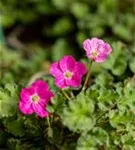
0;0;135;150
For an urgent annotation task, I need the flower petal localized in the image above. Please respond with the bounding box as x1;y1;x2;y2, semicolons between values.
83;38;103;51
32;103;48;118
19;101;33;115
91;38;104;49
66;75;81;88
32;80;49;92
55;76;67;89
74;62;87;77
38;91;54;105
83;39;92;52
83;38;112;62
50;62;63;77
94;53;108;63
59;55;76;72
20;88;34;102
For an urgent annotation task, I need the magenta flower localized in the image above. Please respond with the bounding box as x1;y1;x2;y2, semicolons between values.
83;37;112;62
50;55;87;89
19;80;54;118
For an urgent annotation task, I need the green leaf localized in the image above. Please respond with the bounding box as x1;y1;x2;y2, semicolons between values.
98;88;118;106
109;110;134;129
62;92;95;132
129;58;135;73
113;24;132;41
71;2;89;19
52;0;70;10
102;42;128;76
117;78;135;111
47;92;66;115
121;134;135;150
51;39;74;61
52;18;73;36
77;127;109;149
95;71;113;87
4;119;25;137
0;83;18;118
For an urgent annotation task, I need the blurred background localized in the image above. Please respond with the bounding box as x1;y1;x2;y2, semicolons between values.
0;0;135;85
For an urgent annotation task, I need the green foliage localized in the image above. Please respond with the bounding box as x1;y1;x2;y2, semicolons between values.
52;18;73;36
129;59;135;73
62;92;95;132
52;38;74;61
47;93;66;115
95;71;114;87
0;130;8;147
52;0;70;10
129;44;135;73
0;83;18;118
48;80;135;149
71;2;89;19
109;110;134;129
102;42;129;76
3;119;25;137
77;127;109;150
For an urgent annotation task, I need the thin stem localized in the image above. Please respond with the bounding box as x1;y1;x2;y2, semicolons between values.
27;71;47;86
62;90;70;100
70;91;74;98
82;60;93;91
47;116;53;138
47;116;51;128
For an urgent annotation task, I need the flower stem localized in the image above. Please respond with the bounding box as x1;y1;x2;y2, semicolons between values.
62;90;70;100
82;60;93;91
47;116;51;128
47;116;53;138
70;91;74;98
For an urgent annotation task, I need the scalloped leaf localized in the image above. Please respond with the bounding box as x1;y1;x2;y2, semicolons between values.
47;92;66;115
4;119;25;137
0;83;18;118
77;127;109;150
62;92;95;132
102;42;128;76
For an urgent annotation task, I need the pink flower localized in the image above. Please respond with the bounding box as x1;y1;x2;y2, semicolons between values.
83;37;112;62
50;55;87;89
19;80;54;118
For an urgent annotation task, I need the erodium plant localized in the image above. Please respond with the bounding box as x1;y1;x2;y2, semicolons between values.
1;37;135;149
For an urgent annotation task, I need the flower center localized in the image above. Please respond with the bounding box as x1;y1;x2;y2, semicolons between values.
64;71;73;79
31;94;40;103
92;50;98;57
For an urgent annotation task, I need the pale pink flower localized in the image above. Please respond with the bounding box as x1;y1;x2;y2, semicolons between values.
83;37;112;62
19;80;54;118
50;55;87;89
